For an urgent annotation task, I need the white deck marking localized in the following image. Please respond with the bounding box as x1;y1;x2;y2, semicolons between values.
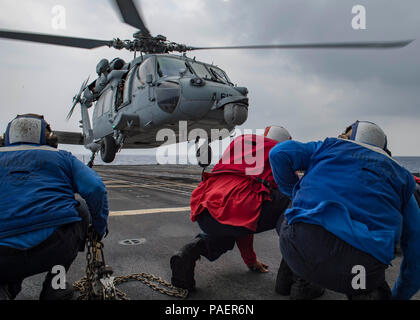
110;206;190;216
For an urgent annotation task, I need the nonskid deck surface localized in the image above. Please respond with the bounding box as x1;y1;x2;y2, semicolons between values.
16;165;420;300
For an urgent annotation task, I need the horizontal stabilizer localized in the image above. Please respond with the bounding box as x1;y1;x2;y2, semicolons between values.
55;131;84;145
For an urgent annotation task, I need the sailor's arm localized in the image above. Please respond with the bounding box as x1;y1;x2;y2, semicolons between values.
235;234;268;272
269;140;321;197
70;156;109;235
392;195;420;300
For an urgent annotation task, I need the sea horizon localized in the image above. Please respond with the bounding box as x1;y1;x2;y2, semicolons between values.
72;153;420;174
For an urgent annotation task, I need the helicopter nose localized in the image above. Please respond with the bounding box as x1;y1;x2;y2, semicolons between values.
176;77;249;123
177;78;215;117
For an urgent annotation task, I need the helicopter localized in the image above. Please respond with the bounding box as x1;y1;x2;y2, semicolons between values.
0;0;413;165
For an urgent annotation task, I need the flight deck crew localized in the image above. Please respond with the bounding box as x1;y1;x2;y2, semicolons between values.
170;126;324;300
0;114;109;300
414;176;420;207
269;121;420;300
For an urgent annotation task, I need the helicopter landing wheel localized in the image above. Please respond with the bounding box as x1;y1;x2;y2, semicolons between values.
100;135;117;163
196;143;212;168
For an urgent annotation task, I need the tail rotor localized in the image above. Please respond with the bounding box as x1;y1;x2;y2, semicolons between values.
67;76;90;121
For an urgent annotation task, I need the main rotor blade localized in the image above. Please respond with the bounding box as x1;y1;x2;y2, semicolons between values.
0;30;112;49
189;40;414;51
114;0;150;36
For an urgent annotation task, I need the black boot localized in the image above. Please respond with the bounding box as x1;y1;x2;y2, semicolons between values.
289;278;325;300
39;273;74;300
275;259;294;295
170;237;205;291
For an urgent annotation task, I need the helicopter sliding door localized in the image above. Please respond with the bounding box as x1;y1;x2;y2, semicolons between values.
120;65;139;109
129;57;156;109
92;85;115;139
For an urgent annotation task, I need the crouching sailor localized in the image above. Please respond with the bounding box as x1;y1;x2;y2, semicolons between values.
414;175;420;207
170;126;324;299
0;114;109;300
269;120;420;300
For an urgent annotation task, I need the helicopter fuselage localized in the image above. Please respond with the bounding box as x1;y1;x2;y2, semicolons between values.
86;54;249;152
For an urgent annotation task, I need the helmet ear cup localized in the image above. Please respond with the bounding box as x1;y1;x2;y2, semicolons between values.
46;131;58;148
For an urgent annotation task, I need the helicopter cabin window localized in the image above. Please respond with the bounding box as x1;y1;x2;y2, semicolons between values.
137;58;155;84
157;57;192;78
93;88;113;118
93;97;104;119
102;89;114;114
123;66;137;105
189;62;212;80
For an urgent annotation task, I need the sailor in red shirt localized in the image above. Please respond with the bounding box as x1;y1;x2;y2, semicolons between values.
170;126;292;292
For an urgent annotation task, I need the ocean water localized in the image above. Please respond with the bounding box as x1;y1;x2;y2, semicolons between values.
74;153;420;174
394;157;420;174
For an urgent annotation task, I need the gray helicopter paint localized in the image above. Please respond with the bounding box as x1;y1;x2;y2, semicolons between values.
120;56;245;127
68;52;248;156
54;48;248;152
92;85;115;139
177;78;246;118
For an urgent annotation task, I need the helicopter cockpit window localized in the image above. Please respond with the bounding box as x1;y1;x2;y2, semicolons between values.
209;66;232;84
157;57;192;78
189;62;213;80
137;58;155;84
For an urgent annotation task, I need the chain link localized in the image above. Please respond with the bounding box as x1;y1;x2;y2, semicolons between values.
73;233;188;300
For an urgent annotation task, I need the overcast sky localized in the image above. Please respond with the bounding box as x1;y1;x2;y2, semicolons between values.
0;0;419;156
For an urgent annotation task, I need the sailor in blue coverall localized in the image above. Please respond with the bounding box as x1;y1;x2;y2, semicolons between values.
0;114;109;300
269;121;420;300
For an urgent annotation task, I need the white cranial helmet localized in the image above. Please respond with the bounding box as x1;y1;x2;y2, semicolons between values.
348;121;386;148
5;115;46;146
4;114;59;148
346;120;391;155
264;125;292;142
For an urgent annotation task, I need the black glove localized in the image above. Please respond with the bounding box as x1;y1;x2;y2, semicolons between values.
88;225;108;242
92;230;104;242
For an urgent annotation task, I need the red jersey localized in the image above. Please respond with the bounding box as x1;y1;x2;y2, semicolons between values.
190;134;278;232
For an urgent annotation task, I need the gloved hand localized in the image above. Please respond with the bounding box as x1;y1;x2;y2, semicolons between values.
92;230;104;242
247;258;269;273
88;225;108;242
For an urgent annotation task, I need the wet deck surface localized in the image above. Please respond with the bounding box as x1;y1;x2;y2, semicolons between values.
16;165;420;300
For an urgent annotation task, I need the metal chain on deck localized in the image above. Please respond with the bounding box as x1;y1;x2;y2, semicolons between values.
73;231;188;300
78;155;188;300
